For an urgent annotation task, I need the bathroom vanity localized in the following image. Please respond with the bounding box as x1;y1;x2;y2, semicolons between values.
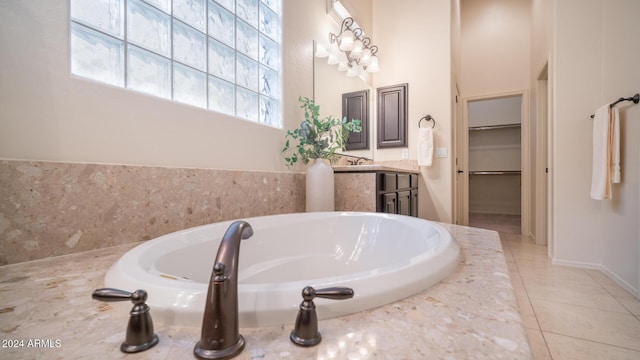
334;165;419;217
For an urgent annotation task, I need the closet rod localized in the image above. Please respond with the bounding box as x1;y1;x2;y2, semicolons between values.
589;93;639;118
469;170;521;175
469;123;521;131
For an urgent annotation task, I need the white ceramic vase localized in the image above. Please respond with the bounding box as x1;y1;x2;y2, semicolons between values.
306;158;335;212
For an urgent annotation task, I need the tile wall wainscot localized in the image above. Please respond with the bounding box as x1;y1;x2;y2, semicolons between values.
335;173;377;212
0;160;305;265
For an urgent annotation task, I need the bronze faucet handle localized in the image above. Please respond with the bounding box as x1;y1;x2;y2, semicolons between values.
92;288;146;303
303;286;354;301
290;286;354;347
92;288;159;353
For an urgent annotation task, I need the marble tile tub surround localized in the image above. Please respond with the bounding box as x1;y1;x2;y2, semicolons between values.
0;160;305;265
335;173;377;212
0;223;532;359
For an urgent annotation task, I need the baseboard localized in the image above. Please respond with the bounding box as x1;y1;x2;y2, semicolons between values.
552;258;640;299
600;266;640;299
551;258;601;270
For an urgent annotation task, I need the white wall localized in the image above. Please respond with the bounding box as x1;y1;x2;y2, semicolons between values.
0;0;325;172
451;0;461;86
373;0;453;222
530;0;554;242
460;0;531;231
553;0;640;295
531;0;553;77
460;0;531;97
468;96;522;127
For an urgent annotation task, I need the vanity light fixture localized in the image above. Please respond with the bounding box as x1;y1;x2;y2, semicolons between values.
328;17;379;74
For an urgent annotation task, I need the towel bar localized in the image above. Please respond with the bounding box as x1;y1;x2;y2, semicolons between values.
590;93;639;118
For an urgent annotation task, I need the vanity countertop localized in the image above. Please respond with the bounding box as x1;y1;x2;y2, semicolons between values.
332;164;418;174
0;222;531;359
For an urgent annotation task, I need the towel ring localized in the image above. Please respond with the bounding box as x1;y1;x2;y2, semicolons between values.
419;115;436;129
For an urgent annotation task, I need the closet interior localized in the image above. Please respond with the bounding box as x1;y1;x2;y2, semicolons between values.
467;95;522;234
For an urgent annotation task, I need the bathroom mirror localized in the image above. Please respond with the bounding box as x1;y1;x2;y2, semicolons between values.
313;40;375;160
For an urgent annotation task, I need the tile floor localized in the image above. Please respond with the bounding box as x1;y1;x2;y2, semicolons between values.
469;213;640;360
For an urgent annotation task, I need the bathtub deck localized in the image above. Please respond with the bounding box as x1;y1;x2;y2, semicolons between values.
0;223;532;359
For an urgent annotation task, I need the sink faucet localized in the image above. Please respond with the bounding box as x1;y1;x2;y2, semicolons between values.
347;156;368;165
194;221;253;360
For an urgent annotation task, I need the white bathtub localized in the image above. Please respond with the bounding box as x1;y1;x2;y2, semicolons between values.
104;212;460;328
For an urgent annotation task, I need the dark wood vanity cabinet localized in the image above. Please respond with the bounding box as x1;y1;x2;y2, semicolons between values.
377;173;418;217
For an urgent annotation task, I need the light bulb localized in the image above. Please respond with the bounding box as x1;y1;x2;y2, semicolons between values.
365;55;379;73
360;48;372;66
350;39;363;59
339;30;354;51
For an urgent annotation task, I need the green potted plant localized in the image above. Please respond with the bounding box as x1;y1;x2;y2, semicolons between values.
282;97;362;167
282;96;362;211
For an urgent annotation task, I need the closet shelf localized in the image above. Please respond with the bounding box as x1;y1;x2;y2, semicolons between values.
469;170;521;175
469;123;521;131
469;144;521;151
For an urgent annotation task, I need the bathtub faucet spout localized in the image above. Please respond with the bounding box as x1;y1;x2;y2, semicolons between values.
194;220;253;360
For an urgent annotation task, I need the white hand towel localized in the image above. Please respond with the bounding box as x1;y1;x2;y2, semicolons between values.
611;107;621;183
418;127;434;167
591;104;611;200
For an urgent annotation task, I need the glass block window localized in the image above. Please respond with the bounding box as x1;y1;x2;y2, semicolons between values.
70;0;282;127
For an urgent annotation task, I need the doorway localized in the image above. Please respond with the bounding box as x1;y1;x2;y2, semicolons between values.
457;91;530;235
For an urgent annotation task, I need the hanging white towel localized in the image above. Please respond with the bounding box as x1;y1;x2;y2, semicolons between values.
611;107;621;184
418;127;433;167
590;104;622;200
591;105;611;200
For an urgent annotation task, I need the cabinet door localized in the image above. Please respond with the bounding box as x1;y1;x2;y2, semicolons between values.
410;174;418;187
380;193;397;214
410;190;418;217
397;174;410;190
397;191;411;216
379;173;397;191
377;83;408;148
342;90;369;150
